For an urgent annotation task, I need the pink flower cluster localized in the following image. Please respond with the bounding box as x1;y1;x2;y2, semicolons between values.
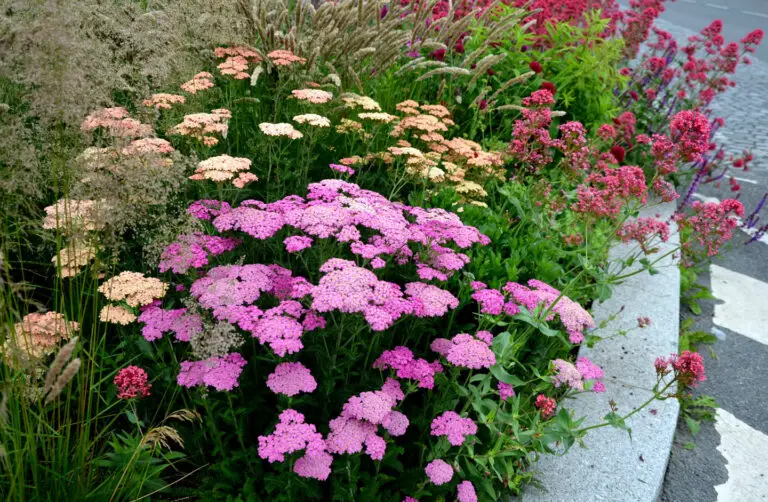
430;411;477;446
169;109;231;146
81;107;153;138
189;264;321;356
177;353;247;391
373;346;443;389
425;458;453;485
616;217;671;254
655;351;706;387
471;280;594;344
159;233;241;274
326;379;408;461
535;394;556;418
266;362;317;396
137;302;203;342
311;259;458;331
674;199;744;257
669;110;711;161
552;357;606;393
431;331;496;369
258;409;333;480
114;365;152;399
573;165;647;219
209;179;489;281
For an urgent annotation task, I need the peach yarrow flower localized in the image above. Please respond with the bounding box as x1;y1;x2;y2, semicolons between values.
268;50;306;66
143;93;186;110
293;114;331;128
181;72;215;94
259;122;304;139
292;89;334;104
99;304;137;325
98;271;168;307
190;155;253;183
358;112;398;123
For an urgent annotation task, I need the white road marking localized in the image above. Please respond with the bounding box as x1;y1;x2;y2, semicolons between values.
742;10;768;19
714;408;768;501
680;0;696;3
706;3;729;10
733;177;758;185
710;264;768;347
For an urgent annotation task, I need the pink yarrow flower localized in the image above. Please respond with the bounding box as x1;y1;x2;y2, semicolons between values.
430;411;477;446
425;459;453;485
457;480;478;502
266;362;317;396
177;353;247;391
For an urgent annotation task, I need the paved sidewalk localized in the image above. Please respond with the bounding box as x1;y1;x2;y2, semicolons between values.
652;8;768;502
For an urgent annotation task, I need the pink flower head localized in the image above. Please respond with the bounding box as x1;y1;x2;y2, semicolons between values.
443;333;496;369
177;353;247;391
114;366;151;399
498;382;515;400
373;346;443;389
342;390;397;425
159;233;240;274
326;415;384;460
258;409;327;467
457;480;478;502
552;359;584;391
670;110;711;160
472;287;505;315
293;450;333;480
266;362;317;396
672;350;706;386
137;305;203;342
405;282;459;318
430;411;477;446
284;235;313;253
535;394;556;418
330;163;355;176
425;459;453;485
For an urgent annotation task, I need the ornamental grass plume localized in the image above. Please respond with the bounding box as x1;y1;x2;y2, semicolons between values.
44;358;81;404
41;336;79;396
98;271;168;307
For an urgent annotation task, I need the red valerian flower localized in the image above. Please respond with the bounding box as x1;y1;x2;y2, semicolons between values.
529;61;543;73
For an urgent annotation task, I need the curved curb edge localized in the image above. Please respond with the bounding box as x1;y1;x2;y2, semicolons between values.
518;201;680;502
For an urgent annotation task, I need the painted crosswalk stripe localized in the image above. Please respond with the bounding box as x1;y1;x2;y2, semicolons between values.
710;264;768;347
714;408;768;500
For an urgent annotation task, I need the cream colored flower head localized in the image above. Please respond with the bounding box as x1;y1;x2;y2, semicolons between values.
98;272;168;307
42;199;106;234
259;122;304;139
52;239;96;278
99;305;136;325
396;100;420;115
341;94;381;111
181;72;215;94
190;154;252;182
358;112;397;123
292;89;334;104
420;104;451;118
293;114;331;127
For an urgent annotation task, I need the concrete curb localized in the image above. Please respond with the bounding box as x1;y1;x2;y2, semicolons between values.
521;201;680;502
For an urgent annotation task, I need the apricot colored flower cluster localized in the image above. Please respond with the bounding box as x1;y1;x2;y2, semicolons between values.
181;71;214;94
81;107;153;138
3;312;79;364
169;109;231;146
189;154;257;188
99;271;168;307
143;93;185;110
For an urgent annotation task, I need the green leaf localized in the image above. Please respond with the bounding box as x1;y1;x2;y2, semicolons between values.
489;364;523;386
603;412;632;440
684;416;701;436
